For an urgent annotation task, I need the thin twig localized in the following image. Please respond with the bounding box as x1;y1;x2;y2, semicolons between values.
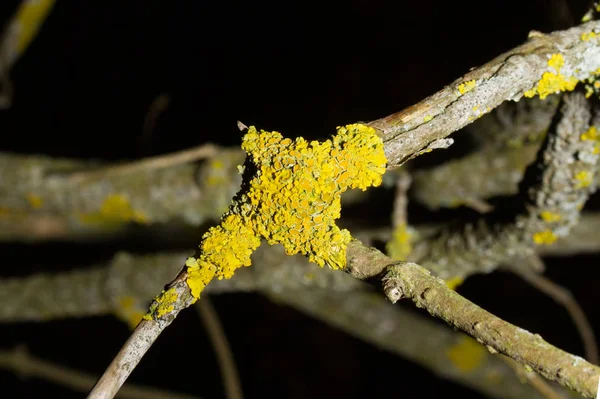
501;356;566;399
391;171;411;229
371;256;600;397
510;258;599;365
196;298;244;399
64;143;219;184
88;270;194;399
139;94;171;155
87;320;172;399
0;346;200;399
0;0;57;109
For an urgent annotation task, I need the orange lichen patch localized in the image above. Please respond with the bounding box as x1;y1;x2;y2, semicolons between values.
386;223;412;260
524;54;578;99
540;211;561;223
26;193;43;209
533;230;557;245
185;124;387;300
79;194;147;226
457;80;476;95
143;287;179;320
575;170;593;188
115;296;145;329
446;335;486;373
445;276;464;291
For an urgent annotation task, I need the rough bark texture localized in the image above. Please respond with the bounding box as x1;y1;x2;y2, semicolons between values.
410;93;599;280
368;21;600;167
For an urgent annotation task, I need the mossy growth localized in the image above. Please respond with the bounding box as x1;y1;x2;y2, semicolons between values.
185;124;387;300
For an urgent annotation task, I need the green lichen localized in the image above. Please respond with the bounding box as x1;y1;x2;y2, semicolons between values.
185;124;387;300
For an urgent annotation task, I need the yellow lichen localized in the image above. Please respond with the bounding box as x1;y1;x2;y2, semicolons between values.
446;335;486;373
458;80;476;95
581;126;599;141
26;193;43;209
143;287;179;320
581;31;599;41
386;223;412;260
423;115;433;123
79;194;147;226
185;124;387;300
533;230;557;245
575;170;592;188
445;276;464;291
115;296;145;329
539;211;561;223
524;54;578;99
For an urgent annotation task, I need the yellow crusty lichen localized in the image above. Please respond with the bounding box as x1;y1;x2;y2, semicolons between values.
26;193;43;209
143;287;179;320
386;223;412;261
457;80;476;95
540;211;561;223
524;54;578;100
185;124;387;300
575;170;593;188
581;31;599;42
444;276;464;291
533;230;557;245
446;335;486;373
580;125;600;153
79;194;147;225
116;296;145;329
581;125;598;141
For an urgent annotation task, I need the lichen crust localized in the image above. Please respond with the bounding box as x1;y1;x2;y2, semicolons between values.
185;124;387;299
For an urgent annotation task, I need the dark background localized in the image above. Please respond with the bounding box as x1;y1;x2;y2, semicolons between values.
0;1;598;398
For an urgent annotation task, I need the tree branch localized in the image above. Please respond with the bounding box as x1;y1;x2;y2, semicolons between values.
369;21;600;167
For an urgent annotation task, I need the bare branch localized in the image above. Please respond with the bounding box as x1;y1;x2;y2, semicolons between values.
61;144;219;184
508;257;599;365
268;286;578;399
196;299;243;399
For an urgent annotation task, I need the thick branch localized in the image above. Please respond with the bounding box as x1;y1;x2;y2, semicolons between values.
409;92;598;280
368;21;600;167
270;286;577;399
344;240;600;398
383;262;599;397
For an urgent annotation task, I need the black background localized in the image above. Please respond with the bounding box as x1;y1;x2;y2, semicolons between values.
0;1;598;398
